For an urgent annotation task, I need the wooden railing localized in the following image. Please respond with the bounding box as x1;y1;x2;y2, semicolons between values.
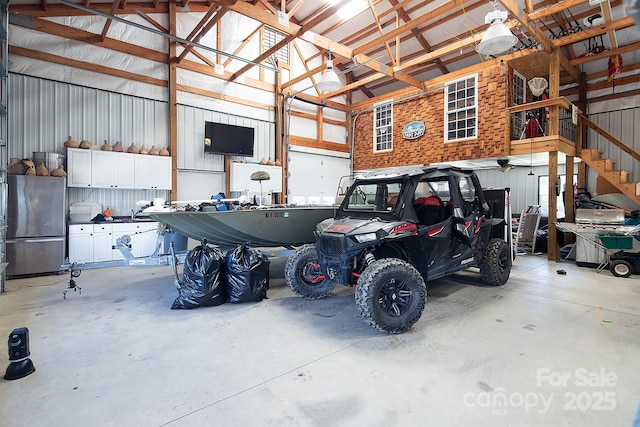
505;96;577;156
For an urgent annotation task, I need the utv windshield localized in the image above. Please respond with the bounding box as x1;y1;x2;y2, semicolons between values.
343;181;403;213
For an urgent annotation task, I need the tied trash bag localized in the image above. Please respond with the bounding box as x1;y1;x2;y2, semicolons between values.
171;242;226;309
225;244;270;303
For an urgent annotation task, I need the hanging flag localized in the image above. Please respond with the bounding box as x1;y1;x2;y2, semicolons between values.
608;54;623;81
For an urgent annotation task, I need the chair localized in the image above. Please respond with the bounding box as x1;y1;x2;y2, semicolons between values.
513;210;541;254
415;195;445;226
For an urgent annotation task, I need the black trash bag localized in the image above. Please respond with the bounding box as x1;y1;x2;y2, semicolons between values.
171;243;226;309
225;244;270;303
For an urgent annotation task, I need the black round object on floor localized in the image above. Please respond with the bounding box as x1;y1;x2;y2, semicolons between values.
4;359;35;380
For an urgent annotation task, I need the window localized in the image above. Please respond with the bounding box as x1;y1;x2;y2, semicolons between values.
445;75;477;142
512;71;526;138
263;27;289;64
538;174;577;218
344;182;402;212
374;100;393;152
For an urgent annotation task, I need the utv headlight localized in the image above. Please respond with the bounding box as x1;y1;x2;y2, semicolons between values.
354;232;378;243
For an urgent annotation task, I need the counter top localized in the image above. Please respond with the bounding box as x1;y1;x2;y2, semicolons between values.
69;217;157;225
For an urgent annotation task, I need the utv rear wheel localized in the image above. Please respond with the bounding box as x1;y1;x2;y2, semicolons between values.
480;238;511;286
285;244;336;300
355;258;426;334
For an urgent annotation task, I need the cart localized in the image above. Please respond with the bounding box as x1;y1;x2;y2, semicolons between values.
555;221;640;278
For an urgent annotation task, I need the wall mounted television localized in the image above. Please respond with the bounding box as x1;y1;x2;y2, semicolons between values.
204;121;255;157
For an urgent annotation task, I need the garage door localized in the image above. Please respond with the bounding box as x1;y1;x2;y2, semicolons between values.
288;147;351;205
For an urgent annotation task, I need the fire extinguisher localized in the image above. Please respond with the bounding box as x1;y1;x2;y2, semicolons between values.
573;183;578;199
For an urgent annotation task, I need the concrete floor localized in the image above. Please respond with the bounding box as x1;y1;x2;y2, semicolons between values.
0;254;639;426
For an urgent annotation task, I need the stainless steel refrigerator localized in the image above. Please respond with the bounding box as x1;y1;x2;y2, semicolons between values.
7;175;66;277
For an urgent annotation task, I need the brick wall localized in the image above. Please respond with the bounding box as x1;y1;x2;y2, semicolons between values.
353;63;509;171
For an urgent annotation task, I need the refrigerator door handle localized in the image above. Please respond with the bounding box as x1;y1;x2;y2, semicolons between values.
7;237;65;244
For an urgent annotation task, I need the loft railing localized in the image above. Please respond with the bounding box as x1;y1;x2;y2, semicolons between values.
505;97;577;156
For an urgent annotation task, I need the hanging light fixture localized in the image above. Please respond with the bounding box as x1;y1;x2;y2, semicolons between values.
476;1;518;56
317;51;342;92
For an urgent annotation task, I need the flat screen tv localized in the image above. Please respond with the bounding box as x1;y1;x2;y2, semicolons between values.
204;121;255;157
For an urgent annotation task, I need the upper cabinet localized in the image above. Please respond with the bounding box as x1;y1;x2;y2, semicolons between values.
230;163;282;193
134;155;171;190
67;148;171;190
91;150;135;189
67;148;93;187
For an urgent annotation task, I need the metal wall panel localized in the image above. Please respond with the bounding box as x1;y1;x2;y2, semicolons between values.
589;107;640;189
9;74;170;218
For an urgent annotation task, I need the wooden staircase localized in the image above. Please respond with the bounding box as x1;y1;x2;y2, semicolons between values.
580;148;640;207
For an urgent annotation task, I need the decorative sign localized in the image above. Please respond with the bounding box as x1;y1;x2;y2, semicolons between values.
402;121;425;139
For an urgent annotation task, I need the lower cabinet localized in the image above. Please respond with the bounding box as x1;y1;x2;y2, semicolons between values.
68;222;159;263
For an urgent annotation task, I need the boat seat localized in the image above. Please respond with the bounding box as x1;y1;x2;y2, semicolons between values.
414;195;445;226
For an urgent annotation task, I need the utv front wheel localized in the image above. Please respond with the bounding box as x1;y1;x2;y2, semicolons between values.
480;238;511;286
285;244;336;299
355;258;426;334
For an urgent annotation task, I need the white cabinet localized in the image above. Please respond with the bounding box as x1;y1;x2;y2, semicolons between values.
91;150;135;189
68;225;94;263
112;222;159;260
230;163;282;193
67;148;93;187
69;222;158;263
67;148;171;190
134;155;172;190
92;224;113;262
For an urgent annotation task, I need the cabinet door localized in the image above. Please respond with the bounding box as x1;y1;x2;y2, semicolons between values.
112;222;158;259
68;225;93;263
135;156;171;190
230;162;249;192
134;223;160;257
91;151;135;189
92;224;113;262
67;148;92;188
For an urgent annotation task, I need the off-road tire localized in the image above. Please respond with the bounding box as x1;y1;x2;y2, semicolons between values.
610;259;633;278
480;238;511;286
355;258;426;334
285;244;336;299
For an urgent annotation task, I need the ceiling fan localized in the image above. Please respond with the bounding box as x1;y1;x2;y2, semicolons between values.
496;158;514;172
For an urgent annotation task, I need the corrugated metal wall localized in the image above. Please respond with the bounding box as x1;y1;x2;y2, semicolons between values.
9;73;170;217
8;74;278;215
588;107;640;190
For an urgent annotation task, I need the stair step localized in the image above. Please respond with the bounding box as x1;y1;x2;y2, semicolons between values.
581;148;602;161
594;159;615;171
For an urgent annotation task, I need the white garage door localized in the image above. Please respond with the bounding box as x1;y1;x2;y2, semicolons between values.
288;147;351;205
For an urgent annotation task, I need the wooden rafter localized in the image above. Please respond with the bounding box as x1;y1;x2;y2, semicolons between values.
136;9;216;67
100;0;120;41
223;24;263;68
388;0;448;74
177;5;225;63
220;0;423;89
600;0;618;49
291;40;320;95
367;0;396;66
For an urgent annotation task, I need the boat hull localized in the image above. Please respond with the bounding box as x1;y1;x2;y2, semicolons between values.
147;207;335;247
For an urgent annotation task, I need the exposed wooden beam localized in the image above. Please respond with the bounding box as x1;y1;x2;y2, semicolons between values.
600;0;618;49
569;41;640;66
100;0;119;41
177;5;224;63
367;0;396;66
9;45;167;86
551;16;636;47
219;0;422;89
528;0;589;21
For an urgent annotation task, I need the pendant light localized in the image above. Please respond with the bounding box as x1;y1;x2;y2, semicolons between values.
317;51;342;92
476;1;518;56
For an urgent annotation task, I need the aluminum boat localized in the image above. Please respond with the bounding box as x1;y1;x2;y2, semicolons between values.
147;206;336;247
